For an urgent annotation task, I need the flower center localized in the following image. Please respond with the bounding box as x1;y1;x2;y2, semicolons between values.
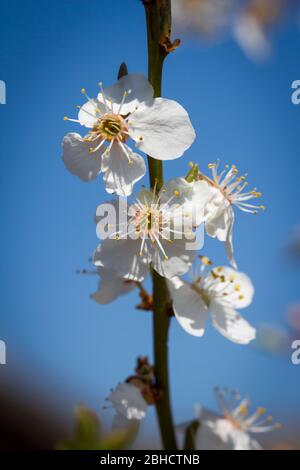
134;207;164;238
96;113;127;142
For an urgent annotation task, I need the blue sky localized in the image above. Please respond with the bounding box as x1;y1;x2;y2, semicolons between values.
0;0;299;445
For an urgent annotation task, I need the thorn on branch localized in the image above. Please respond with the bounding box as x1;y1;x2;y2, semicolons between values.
160;36;181;53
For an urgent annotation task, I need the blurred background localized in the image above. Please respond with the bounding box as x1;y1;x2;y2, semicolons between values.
0;0;299;449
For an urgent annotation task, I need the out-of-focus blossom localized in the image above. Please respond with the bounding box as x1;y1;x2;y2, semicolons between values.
172;0;288;62
233;0;285;61
254;323;291;356
181;387;280;450
172;0;233;38
107;358;157;429
168;259;256;344
286;302;300;334
108;382;148;426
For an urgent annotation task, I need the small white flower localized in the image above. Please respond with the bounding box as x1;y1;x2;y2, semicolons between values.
198;162;265;267
169;260;256;344
93;178;208;281
108;382;148;426
192;388;281;450
90;267;137;305
62;73;195;196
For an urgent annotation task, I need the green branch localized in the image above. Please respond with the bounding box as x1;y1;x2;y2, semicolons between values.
143;0;178;450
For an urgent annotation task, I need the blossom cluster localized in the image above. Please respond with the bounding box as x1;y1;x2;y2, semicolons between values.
63;73;264;345
62;72;275;449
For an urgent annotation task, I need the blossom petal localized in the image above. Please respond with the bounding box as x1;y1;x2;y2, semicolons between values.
232;430;262;450
210;301;256;344
62;132;103;182
98;74;154;116
225;210;237;268
93;240;149;282
151;238;196;279
169;281;209;337
102;141;146;197
217;267;254;309
129;98;196;160
205;199;233;242
91;268;136;304
160;178;212;228
78;99;105;128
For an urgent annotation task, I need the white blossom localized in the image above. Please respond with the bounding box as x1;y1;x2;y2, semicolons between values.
198;161;265;267
62;74;195;196
93;178;208;281
168;260;256;344
192;388;281;450
107;382;148;428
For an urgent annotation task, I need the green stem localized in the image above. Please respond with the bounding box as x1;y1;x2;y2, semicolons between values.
143;0;177;450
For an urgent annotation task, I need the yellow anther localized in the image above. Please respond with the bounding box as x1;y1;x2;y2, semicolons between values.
98;82;103;87
174;190;180;197
124;91;128;96
115;234;120;240
208;163;216;169
240;176;246;181
217;266;223;272
234;284;241;292
257;407;266;416
164;255;169;260
200;256;212;266
63;116;69;121
239;405;248;416
139;136;143;141
189;161;194;167
260;205;266;210
239;294;245;300
81;87;86;94
229;275;236;282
